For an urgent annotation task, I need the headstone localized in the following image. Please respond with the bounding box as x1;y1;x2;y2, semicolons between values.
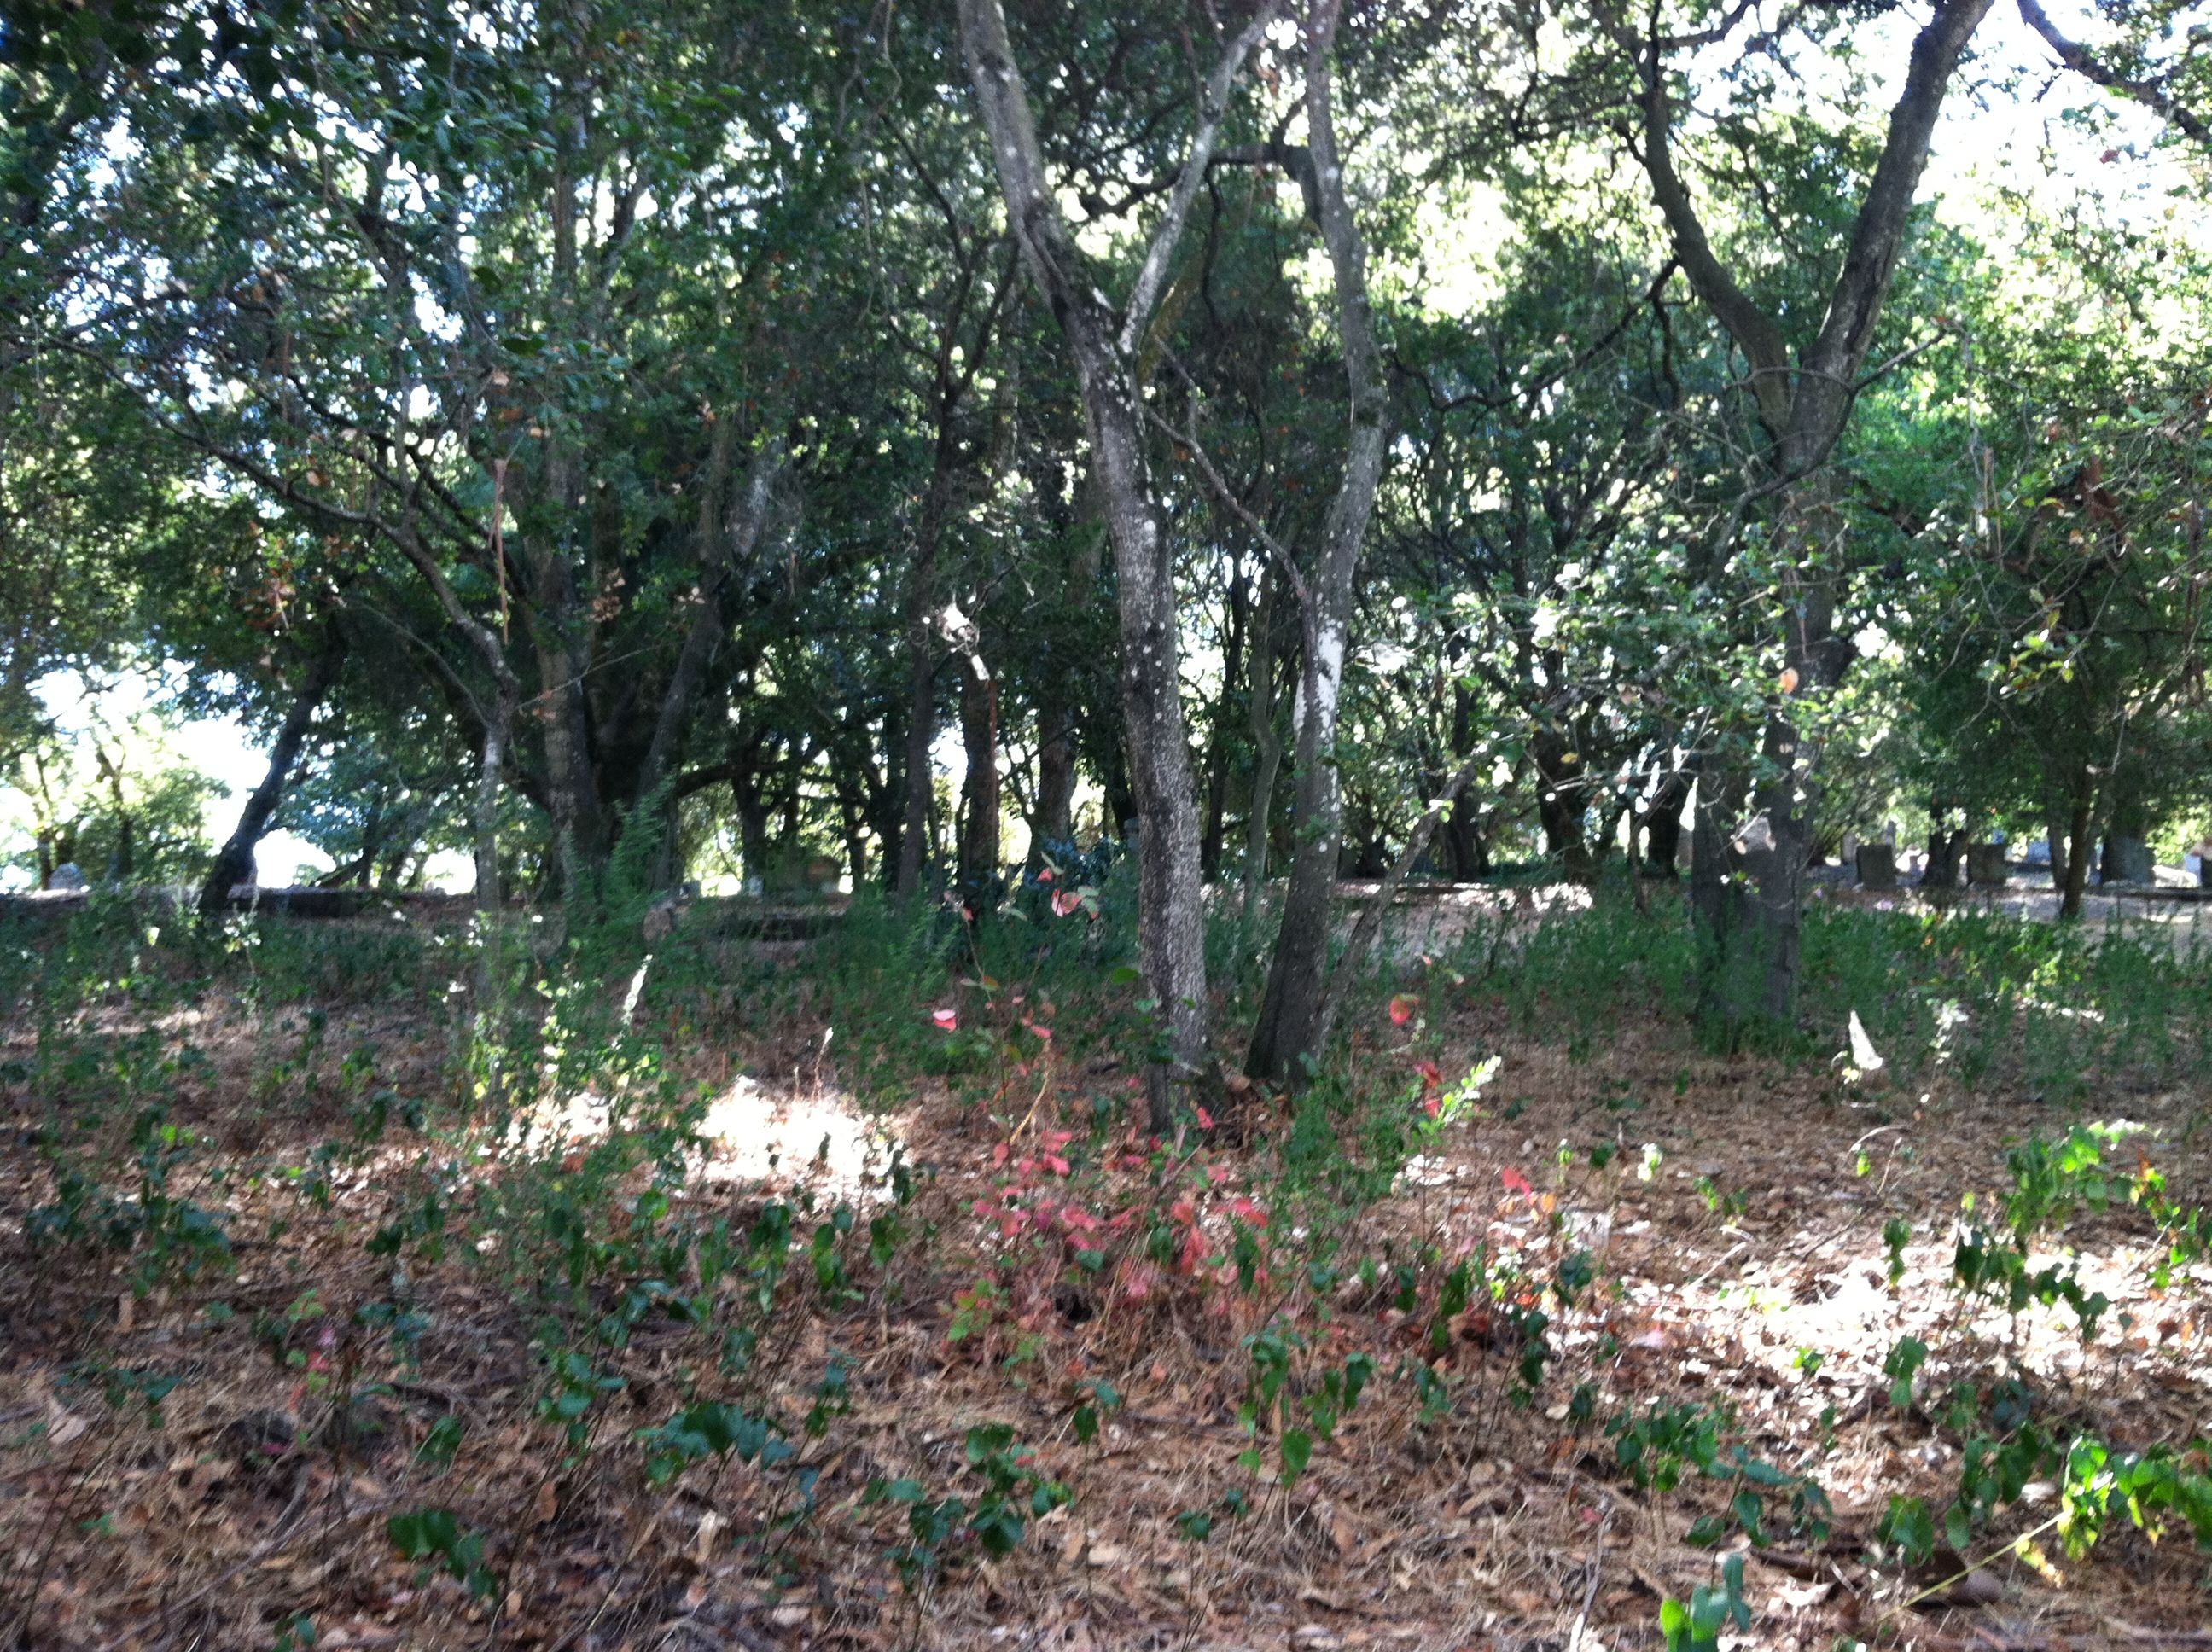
2104;836;2154;886
1855;843;1897;890
1966;844;2007;887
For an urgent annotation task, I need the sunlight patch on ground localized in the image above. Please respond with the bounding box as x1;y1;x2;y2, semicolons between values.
483;1073;906;1205
693;1074;905;1201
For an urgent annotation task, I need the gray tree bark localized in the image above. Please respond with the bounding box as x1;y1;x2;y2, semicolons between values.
956;0;1280;1126
1246;0;1393;1086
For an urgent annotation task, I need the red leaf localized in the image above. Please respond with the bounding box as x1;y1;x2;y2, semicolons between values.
1388;994;1418;1027
1500;1166;1533;1196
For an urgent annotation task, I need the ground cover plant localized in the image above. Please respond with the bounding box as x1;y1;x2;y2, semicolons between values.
3;886;2209;1650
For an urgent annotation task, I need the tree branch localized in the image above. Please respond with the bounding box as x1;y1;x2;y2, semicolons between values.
2016;0;2212;152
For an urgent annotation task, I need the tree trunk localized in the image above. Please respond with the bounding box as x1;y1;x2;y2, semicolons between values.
1030;511;1103;868
1643;771;1689;879
735;770;771;894
1627;0;1994;1029
2060;782;2097;920
1689;753;1761;1037
957;0;1278;1126
1245;0;1391;1088
473;688;512;916
1533;730;1590;876
198;629;346;916
1242;570;1287;926
956;655;1000;912
1441;683;1486;880
1202;560;1252;881
896;462;958;902
638;433;777;888
1922;811;1966;889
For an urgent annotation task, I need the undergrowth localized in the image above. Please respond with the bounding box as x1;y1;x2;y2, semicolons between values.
1;882;2208;1648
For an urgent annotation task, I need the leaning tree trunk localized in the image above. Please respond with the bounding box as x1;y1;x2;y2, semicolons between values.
958;0;1278;1127
1245;0;1391;1088
637;434;777;889
198;628;347;917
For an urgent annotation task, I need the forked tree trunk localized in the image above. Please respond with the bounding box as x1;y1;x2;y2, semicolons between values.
1623;0;1994;1032
1245;0;1392;1087
958;0;1278;1126
199;628;347;917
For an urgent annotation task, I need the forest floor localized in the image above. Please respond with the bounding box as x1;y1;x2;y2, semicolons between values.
2;898;2209;1651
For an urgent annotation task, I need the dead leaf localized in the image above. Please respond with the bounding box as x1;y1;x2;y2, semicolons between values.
694;1509;725;1568
1329;1509;1358;1556
45;1397;88;1449
531;1480;558;1527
